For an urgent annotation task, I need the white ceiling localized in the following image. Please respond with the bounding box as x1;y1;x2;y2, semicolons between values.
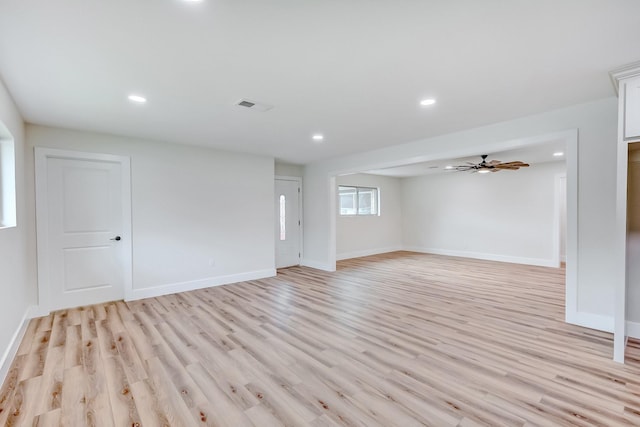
363;139;566;177
1;1;639;164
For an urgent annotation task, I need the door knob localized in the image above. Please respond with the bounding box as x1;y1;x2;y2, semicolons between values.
110;236;121;241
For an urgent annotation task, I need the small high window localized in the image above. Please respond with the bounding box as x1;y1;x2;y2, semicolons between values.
0;122;16;229
279;194;286;240
339;186;379;216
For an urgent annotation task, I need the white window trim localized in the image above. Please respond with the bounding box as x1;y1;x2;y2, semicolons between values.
338;185;380;216
0;126;16;229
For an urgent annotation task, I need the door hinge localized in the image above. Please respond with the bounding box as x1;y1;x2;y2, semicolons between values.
298;187;300;193
298;220;301;226
299;252;301;258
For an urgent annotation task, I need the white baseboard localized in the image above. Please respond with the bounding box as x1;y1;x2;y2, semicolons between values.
0;305;38;387
27;305;49;319
128;269;276;301
336;246;404;261
626;321;640;339
404;246;558;268
504;316;640;340
300;259;335;272
565;311;614;333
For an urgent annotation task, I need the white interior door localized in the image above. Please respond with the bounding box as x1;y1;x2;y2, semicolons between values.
275;178;301;268
36;149;131;311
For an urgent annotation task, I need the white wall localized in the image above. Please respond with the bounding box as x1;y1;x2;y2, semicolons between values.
275;162;304;177
0;77;31;381
402;162;566;267
336;173;403;260
304;97;618;329
26;125;275;299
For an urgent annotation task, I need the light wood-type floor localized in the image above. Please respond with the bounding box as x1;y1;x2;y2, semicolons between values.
2;252;640;426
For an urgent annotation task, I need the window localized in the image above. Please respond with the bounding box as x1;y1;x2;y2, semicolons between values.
0;124;16;229
339;186;379;216
279;194;286;240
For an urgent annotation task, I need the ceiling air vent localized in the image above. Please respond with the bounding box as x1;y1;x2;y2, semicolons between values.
235;98;274;112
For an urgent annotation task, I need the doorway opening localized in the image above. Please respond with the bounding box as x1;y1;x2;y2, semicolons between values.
326;130;577;324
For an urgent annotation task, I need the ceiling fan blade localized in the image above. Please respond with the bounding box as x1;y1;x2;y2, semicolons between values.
502;163;529;168
488;160;501;165
494;162;529;168
490;168;500;172
497;161;529;167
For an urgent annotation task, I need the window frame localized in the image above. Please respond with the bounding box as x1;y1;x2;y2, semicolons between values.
0;128;17;229
338;185;380;216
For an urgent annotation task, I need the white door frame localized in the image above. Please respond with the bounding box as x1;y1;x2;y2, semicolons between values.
275;175;303;265
553;173;567;268
35;147;133;314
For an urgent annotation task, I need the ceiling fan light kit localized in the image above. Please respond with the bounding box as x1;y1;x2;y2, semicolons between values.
451;154;529;173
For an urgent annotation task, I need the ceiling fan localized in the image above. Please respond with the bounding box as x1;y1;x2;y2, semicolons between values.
450;154;529;174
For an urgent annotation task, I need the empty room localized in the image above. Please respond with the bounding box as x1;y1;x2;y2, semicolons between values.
2;1;640;426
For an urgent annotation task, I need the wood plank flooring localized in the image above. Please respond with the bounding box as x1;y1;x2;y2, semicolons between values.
2;251;640;426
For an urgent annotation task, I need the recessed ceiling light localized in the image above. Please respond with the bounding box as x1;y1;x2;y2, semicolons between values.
444;165;453;170
553;151;564;157
312;134;324;142
128;94;147;104
420;98;437;107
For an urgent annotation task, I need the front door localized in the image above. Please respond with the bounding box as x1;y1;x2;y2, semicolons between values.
36;149;131;311
275;178;301;268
